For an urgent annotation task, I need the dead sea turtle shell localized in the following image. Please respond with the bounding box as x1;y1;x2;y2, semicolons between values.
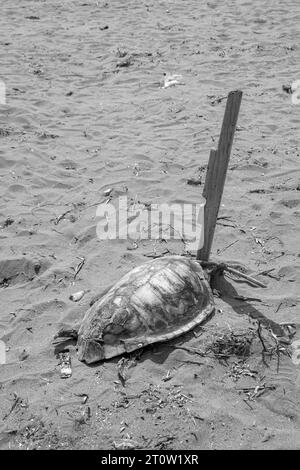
77;256;215;364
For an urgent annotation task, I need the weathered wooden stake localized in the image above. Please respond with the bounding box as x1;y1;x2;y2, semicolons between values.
197;90;243;261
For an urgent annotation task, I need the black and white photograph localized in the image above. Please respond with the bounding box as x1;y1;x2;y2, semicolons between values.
0;0;299;452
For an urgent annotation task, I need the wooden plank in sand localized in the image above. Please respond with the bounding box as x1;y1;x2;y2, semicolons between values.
197;90;243;261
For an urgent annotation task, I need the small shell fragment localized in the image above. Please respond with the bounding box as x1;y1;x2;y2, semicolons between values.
104;188;113;197
82;394;88;404
69;290;88;302
283;79;300;105
113;439;140;450
59;352;72;379
162;73;185;89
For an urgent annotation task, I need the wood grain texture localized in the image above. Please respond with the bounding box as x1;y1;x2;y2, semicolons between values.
197;90;243;261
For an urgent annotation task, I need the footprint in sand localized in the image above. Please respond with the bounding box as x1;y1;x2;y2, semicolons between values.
0;257;50;287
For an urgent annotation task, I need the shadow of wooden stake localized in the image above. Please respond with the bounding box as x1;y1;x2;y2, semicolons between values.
197;90;243;261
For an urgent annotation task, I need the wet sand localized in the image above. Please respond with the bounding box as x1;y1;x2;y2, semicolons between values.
0;0;300;449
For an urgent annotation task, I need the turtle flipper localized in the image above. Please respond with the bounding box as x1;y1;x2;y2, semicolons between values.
54;323;79;340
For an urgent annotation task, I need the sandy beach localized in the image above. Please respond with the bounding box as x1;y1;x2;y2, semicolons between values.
0;0;300;449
